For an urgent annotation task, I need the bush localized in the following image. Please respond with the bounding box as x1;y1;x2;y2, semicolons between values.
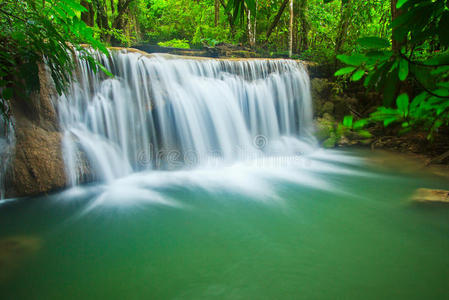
157;39;191;49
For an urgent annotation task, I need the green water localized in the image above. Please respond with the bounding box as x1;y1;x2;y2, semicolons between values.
1;150;448;299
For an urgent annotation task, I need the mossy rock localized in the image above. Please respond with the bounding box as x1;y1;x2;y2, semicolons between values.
315;119;335;142
323;133;338;148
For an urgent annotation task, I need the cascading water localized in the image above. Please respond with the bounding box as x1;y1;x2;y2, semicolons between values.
59;50;316;186
0;104;14;199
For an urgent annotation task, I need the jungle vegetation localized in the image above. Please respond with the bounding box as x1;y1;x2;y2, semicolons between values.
0;0;448;139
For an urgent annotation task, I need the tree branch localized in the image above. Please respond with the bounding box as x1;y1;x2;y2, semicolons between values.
266;0;289;40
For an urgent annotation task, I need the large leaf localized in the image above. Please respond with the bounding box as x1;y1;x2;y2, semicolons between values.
336;54;366;66
431;66;449;75
396;93;409;117
351;69;365;81
397;0;409;9
424;52;449;66
357;37;390;49
343;115;353;128
398;59;409;81
353;119;369;130
410;92;428;112
383;73;399;107
334;67;356;76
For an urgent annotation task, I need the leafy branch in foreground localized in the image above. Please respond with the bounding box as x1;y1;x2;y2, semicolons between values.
335;0;449;139
0;0;109;121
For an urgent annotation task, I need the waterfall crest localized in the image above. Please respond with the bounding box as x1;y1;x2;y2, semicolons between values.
59;50;315;185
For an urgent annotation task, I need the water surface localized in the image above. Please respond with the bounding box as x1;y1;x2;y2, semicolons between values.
0;149;448;299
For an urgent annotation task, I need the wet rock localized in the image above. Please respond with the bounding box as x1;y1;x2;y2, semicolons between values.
323;134;338;148
8;126;67;197
322;113;334;122
411;188;449;204
311;78;334;117
0;236;42;282
322;101;334;114
315;118;334;142
5;62;67;198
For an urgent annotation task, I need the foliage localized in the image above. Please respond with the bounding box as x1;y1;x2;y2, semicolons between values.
335;0;449;138
0;0;108;120
3;0;447;141
158;39;190;49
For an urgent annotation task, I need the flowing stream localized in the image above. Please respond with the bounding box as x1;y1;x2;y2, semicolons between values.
0;51;448;299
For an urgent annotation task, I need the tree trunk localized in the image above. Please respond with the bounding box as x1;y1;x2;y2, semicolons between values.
215;0;220;26
266;0;290;40
80;0;94;26
292;0;299;53
93;0;110;42
391;0;400;53
335;0;352;54
253;0;258;47
288;0;293;57
298;0;308;51
246;8;255;48
218;0;236;37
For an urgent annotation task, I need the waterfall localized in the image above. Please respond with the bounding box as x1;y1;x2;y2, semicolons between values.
58;50;315;186
0;105;14;199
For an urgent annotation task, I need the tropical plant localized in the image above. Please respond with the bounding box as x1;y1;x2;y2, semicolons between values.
335;0;449;138
0;0;109;120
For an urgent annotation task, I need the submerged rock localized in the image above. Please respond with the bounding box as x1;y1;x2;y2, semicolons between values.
411;188;449;204
0;235;42;282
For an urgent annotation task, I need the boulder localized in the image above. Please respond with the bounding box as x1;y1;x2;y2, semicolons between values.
323;134;338;148
5;62;68;198
315;118;334;142
8;126;66;197
322;101;335;114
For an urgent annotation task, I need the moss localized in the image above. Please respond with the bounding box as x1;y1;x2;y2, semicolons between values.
323;135;337;148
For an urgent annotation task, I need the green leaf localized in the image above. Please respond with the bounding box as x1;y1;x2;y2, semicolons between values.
437;82;449;88
410;92;428;111
336;54;366;66
396;93;409;117
382;67;399;106
357;37;390;49
343;115;353;128
424;52;449;66
62;0;87;13
100;64;113;77
431;66;449;75
334;67;356;76
397;0;409;9
398;59;409;81
351;69;365;81
432;88;449;97
353;119;369;129
1;87;13;100
384;117;398;127
358;130;372;138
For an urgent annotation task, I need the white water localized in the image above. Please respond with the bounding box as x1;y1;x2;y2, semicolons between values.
58;50;316;186
0;107;14;199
